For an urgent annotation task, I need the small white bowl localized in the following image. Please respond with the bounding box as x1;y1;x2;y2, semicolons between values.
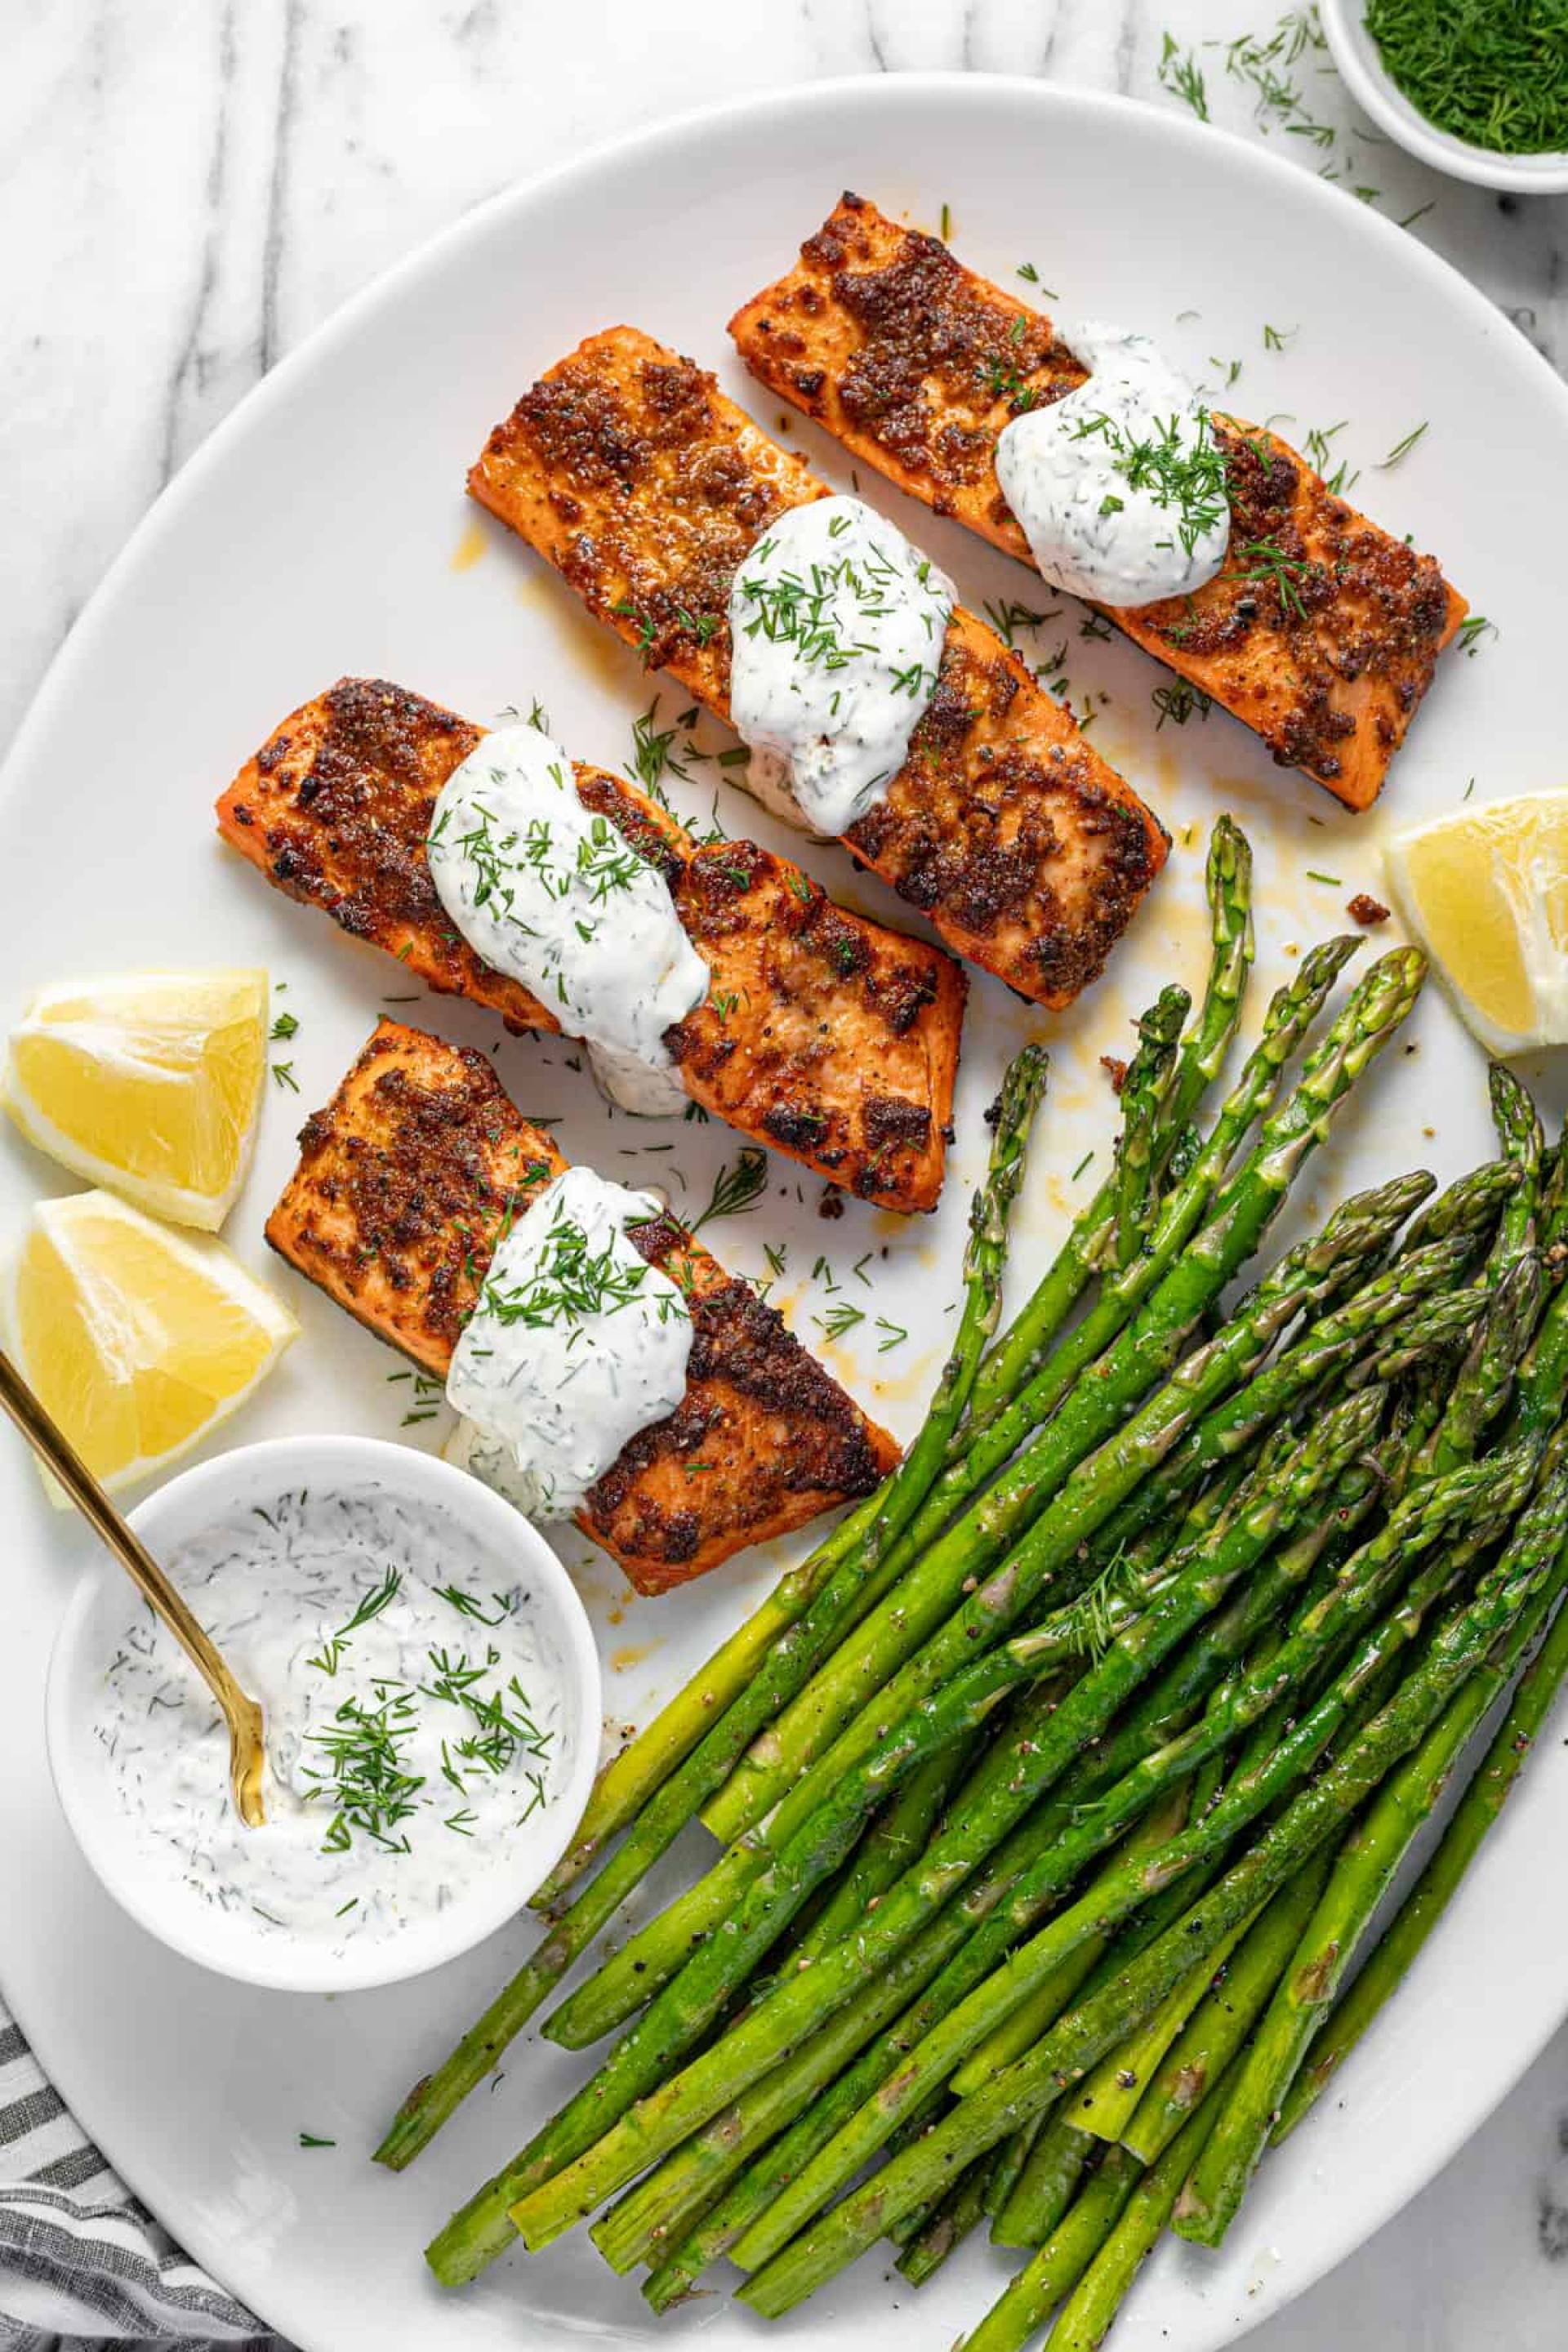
1320;0;1568;194
46;1434;600;1994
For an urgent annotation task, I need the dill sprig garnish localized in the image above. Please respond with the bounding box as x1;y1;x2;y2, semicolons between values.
691;1148;769;1236
1066;405;1230;561
474;1205;681;1334
1229;534;1316;621
1158;31;1210;118
430;772;651;947
734;532;939;699
307;1568;404;1677
302;1685;424;1854
1152;681;1214;729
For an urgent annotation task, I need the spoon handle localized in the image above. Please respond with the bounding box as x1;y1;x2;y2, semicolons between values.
0;1346;268;1824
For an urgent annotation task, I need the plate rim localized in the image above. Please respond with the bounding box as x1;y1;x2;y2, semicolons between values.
6;65;1568;2352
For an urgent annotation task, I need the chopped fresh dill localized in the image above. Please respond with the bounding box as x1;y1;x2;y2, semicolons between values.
1365;0;1568;156
983;597;1058;650
1066;404;1229;561
1152;681;1213;729
691;1148;768;1235
1378;420;1429;468
1229;534;1314;621
1158;32;1210;118
474;1205;680;1333
626;696;696;800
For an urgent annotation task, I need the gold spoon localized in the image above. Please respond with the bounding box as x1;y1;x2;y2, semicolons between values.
0;1345;268;1826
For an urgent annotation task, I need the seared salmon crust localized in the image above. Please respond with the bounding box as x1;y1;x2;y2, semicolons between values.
467;328;1169;1006
265;1020;900;1593
218;676;963;1213
728;194;1467;811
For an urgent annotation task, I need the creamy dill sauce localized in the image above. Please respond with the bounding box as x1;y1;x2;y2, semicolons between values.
727;495;954;836
446;1166;693;1523
996;323;1232;608
96;1485;565;1951
427;723;709;1116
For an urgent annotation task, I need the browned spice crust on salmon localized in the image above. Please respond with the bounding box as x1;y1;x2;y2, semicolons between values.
728;193;1467;812
265;1019;900;1592
467;329;1169;1006
217;677;963;1212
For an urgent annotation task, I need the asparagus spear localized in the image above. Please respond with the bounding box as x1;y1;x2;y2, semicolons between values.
1121;1848;1336;2163
992;2114;1095;2250
1109;987;1190;1270
1396;1155;1523;1262
985;2116;1045;2224
1419;1248;1543;1480
1045;2069;1240;2352
1177;1459;1568;2246
567;1159;1429;2061
795;1738;970;1963
735;1450;1537;2315
895;2154;996;2286
1153;814;1255;1161
1509;1241;1568;1446
963;817;1254;1437
371;1047;1048;2172
1275;1533;1568;2140
1486;1061;1545;1270
972;2143;1147;2350
1067;1910;1254;2147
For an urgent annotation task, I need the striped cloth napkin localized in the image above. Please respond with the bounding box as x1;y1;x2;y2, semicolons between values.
0;1995;279;2351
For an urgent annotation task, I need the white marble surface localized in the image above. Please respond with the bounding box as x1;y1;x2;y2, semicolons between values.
7;2;1568;2345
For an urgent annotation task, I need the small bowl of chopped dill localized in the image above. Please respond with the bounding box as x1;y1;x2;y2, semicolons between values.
1320;0;1568;192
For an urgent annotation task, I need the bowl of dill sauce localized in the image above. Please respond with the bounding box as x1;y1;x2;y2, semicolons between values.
45;1436;600;1992
1321;0;1568;192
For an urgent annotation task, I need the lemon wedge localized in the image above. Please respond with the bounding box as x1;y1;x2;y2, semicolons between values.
3;970;269;1231
2;1190;296;1501
1383;791;1568;1057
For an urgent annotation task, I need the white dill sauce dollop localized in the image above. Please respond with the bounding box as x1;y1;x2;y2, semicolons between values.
996;322;1232;608
96;1484;567;1952
446;1165;693;1523
427;722;709;1116
727;494;954;836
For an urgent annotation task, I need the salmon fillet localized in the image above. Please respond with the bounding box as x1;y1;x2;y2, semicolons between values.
217;677;963;1213
467;329;1169;1008
265;1020;901;1594
728;194;1468;812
